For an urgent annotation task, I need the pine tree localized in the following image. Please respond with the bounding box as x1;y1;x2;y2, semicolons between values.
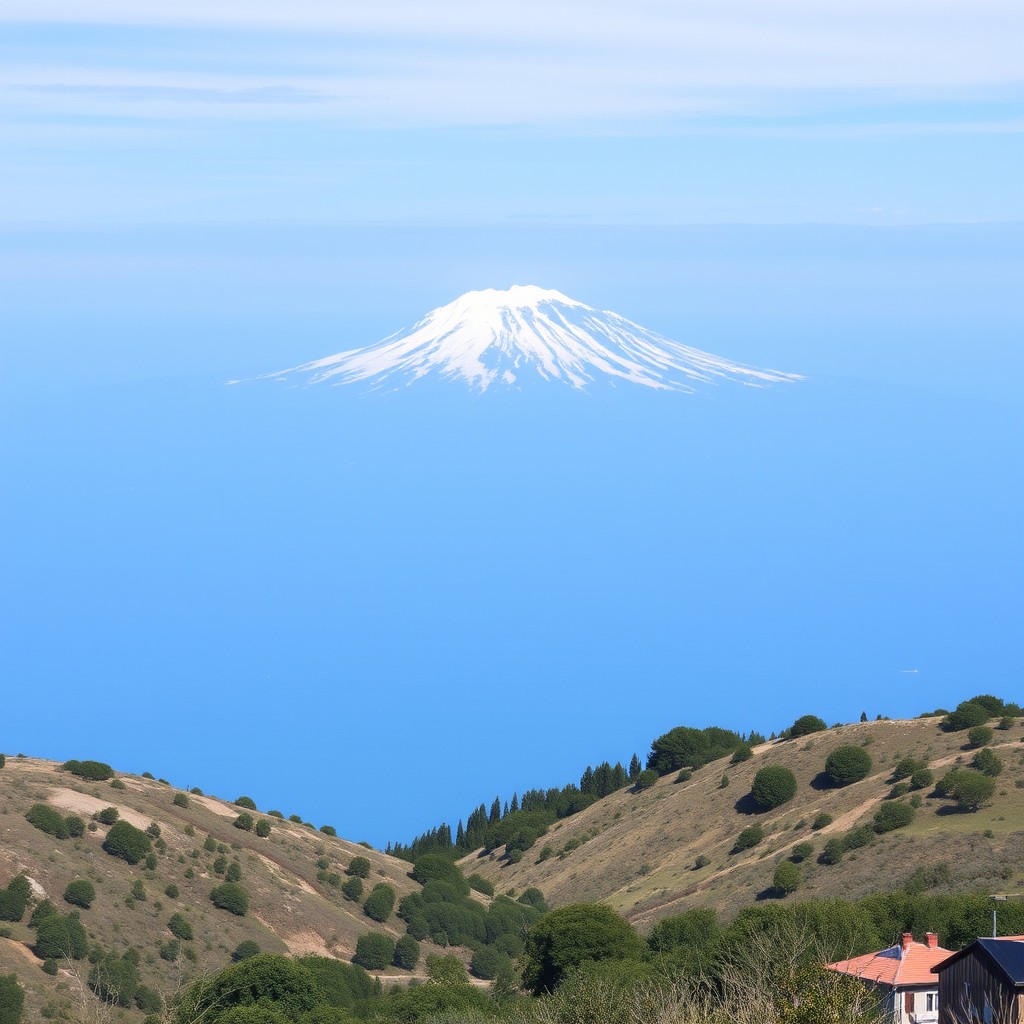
580;766;596;795
510;793;519;813
489;798;501;824
629;753;642;780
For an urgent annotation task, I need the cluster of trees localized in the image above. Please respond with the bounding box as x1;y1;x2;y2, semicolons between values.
24;803;85;840
60;759;114;781
162;884;1024;1024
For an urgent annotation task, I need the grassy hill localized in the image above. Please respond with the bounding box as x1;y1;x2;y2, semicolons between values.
0;757;441;1021
458;715;1024;931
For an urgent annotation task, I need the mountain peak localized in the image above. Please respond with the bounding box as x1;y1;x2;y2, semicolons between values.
261;287;802;393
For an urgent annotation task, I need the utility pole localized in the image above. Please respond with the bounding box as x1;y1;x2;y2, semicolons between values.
991;895;1007;937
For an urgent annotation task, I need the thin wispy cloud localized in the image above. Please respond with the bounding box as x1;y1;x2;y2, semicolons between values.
2;0;1022;225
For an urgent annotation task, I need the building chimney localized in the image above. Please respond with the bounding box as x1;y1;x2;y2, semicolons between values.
925;933;938;949
901;933;914;952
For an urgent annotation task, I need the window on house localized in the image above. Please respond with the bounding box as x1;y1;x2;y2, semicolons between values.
926;992;935;1011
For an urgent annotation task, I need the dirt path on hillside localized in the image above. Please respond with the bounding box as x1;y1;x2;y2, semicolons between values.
627;794;883;927
253;851;318;896
0;936;39;965
192;795;236;819
47;788;152;829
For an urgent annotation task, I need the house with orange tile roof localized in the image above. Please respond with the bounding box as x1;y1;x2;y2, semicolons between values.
827;932;953;1023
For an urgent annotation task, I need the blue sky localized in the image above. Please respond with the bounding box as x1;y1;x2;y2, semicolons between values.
2;1;1023;226
1;4;1022;847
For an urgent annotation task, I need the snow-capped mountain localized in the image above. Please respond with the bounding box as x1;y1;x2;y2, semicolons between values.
261;285;802;392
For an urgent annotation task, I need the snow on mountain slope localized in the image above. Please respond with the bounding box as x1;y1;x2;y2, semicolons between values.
260;285;802;392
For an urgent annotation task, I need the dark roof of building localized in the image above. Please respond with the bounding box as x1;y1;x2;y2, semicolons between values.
933;938;1024;985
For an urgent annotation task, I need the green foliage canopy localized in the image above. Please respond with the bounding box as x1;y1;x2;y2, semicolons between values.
824;746;873;786
750;765;798;810
521;902;645;995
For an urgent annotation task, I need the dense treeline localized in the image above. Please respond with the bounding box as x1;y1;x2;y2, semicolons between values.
152;884;1024;1023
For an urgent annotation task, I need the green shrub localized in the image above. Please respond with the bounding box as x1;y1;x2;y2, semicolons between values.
102;821;152;865
42;959;59;976
750;766;798;810
0;877;30;924
811;812;833;830
873;801;916;833
210;882;249;916
910;768;934;790
470;945;511;980
159;939;180;962
633;769;658;790
319;825;337;836
949;770;996;811
998;716;1015;730
773;860;801;895
268;810;284;818
888;782;910;799
234;813;254;832
967;726;994;749
63;880;96;909
363;883;395;922
972;748;1003;777
467;874;494;896
33;913;88;960
942;701;991;731
732;825;765;853
934;768;963;797
61;760;114;781
791;842;814;862
130;880;146;902
352;933;395;970
341;877;363;902
225;861;242;883
93;806;119;826
346;857;371;879
255;819;272;838
235;796;257;810
675;769;692;784
289;814;302;823
411;855;469;892
28;900;57;928
521;902;645;995
0;974;24;1024
789;715;827;737
173;792;190;808
232;940;261;962
392;935;421;971
167;913;193;940
730;744;753;764
891;757;923;781
165;884;179;899
694;855;711;869
134;985;162;1014
966;694;1004;715
0;755;4;770
25;804;70;839
88;951;139;1007
824;746;873;786
821;837;846;865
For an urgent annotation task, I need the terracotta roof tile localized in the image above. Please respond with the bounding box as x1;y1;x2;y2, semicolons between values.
828;939;953;988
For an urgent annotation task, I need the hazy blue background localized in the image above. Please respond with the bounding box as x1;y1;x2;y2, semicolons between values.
2;1;1023;846
2;223;1021;846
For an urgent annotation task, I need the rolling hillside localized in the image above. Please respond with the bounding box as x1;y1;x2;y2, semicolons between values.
458;715;1024;929
0;758;439;1021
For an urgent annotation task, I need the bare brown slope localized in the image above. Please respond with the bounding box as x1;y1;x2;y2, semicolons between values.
459;717;1024;931
0;758;435;1021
